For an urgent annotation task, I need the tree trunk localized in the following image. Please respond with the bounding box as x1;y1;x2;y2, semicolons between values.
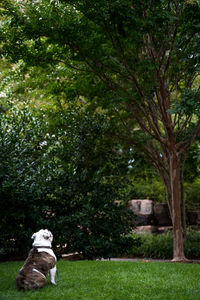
180;173;187;240
169;150;187;262
164;181;173;223
180;153;187;240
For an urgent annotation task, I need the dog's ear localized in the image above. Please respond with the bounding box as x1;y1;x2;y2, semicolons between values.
43;230;53;241
31;233;36;239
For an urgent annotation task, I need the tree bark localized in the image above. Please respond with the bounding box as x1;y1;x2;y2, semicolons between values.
180;178;187;241
169;150;187;262
163;178;173;223
180;153;187;240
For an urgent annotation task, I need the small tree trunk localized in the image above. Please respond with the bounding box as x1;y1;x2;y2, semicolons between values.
180;153;187;240
164;182;173;224
156;168;173;222
180;175;187;240
169;150;187;262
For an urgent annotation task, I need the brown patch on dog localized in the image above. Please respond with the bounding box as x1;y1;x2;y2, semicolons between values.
16;248;56;290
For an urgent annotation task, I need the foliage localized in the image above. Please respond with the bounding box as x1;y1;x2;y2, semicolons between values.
1;260;200;299
169;89;200;117
132;178;165;202
184;229;200;259
37;108;137;259
184;141;200;182
130;232;173;259
1;0;199;179
1;0;200;259
129;176;200;206
0;107;50;257
184;178;200;210
130;230;200;259
0;106;136;260
0;58;81;111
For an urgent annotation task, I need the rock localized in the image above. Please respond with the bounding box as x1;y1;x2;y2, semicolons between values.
128;199;153;215
135;225;158;234
128;200;154;226
153;203;172;226
157;226;173;234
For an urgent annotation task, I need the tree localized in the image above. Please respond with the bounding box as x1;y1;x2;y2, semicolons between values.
1;0;200;261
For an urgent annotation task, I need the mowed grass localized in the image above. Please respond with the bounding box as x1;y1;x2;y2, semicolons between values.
0;260;200;300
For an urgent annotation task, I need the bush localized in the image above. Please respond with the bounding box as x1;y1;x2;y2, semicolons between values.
42;182;136;259
0;107;136;260
38;109;138;259
130;230;200;260
132;178;165;202
184;229;200;259
0;108;50;259
130;232;173;259
184;179;200;210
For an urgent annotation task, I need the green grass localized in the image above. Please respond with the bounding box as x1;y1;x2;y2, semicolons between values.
0;260;200;299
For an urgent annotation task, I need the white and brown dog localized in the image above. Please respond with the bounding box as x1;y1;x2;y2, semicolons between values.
16;229;57;290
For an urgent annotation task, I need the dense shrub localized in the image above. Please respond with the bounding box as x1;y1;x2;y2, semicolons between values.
184;179;200;210
130;232;173;259
132;179;165;202
130;230;200;260
0;107;136;260
40;180;137;259
38;109;138;259
184;230;200;259
0;108;50;259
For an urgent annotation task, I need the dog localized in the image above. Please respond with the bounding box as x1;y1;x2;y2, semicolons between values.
16;229;57;290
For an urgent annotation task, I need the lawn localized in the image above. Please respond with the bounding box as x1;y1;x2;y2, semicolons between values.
0;260;200;300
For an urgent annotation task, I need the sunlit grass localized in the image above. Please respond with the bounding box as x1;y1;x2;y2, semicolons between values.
0;260;200;299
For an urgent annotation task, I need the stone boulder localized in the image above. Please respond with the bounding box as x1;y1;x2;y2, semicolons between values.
135;225;158;234
153;203;172;226
157;226;173;234
128;199;154;215
128;200;154;226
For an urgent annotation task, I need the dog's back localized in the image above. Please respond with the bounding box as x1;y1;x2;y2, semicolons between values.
16;248;56;290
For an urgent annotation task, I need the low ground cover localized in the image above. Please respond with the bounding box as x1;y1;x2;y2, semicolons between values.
0;260;200;299
130;230;200;259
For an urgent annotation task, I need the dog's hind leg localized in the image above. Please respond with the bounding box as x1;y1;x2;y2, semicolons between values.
49;266;57;285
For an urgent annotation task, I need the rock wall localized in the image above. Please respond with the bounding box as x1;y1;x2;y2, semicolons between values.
128;199;200;234
128;200;155;226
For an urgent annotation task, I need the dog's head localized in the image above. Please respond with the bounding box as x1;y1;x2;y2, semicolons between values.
31;229;53;248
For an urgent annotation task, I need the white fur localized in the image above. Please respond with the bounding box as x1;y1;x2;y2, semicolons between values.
32;229;53;248
36;248;57;261
33;268;46;279
49;266;57;284
31;229;57;284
